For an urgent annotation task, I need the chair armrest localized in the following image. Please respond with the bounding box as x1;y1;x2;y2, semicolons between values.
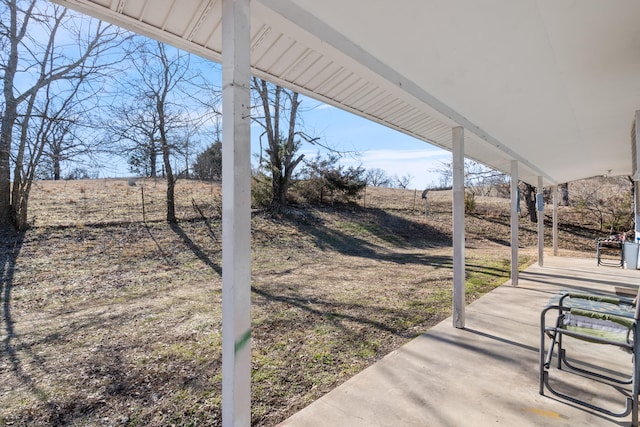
570;308;635;330
561;292;626;306
556;292;636;319
541;304;636;348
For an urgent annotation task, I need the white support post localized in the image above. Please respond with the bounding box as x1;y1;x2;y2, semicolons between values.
552;185;558;256
221;0;251;426
452;127;465;328
635;111;640;241
636;180;640;242
537;176;544;267
510;161;519;287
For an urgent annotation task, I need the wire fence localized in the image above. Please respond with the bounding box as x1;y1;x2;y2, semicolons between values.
27;179;459;228
28;178;221;228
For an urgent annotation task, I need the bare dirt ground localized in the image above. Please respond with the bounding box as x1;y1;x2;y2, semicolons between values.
0;179;601;426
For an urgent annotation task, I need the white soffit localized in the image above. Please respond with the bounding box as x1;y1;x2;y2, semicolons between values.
51;0;640;186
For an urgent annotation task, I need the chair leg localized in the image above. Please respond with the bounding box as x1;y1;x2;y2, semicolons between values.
541;328;635;421
540;310;558;394
633;349;639;427
540;326;547;394
540;310;564;394
543;370;633;419
556;330;563;369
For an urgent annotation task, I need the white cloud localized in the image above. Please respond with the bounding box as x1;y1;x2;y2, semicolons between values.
297;148;452;190
359;149;448;164
311;103;336;111
353;149;450;189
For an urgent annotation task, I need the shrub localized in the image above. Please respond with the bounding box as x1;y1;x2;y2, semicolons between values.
464;191;476;214
251;173;272;209
193;141;222;181
571;176;633;232
297;153;366;205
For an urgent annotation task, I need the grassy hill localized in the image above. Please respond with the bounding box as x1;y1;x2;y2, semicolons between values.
0;179;601;426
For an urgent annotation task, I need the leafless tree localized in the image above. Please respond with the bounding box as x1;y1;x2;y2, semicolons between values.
571;176;633;232
431;160;453;189
0;0;127;229
364;168;392;187
108;38;205;223
434;159;507;195
559;182;569;206
11;67;91;227
251;77;319;214
432;159;509;197
35;77;106;181
394;174;413;189
521;182;538;223
108;96;163;177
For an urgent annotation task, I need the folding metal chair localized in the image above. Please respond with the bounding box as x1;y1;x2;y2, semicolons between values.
540;290;640;426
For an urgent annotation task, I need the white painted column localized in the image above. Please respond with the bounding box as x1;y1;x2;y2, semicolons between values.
221;0;251;426
537;176;544;267
552;185;558;256
452;127;465;328
635;180;640;242
635;111;640;241
510;161;519;287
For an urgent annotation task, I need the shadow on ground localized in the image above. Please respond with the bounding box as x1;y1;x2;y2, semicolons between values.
283;207;451;261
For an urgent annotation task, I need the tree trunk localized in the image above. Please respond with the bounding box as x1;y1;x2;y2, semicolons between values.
252;78;307;215
559;182;569;206
523;183;538;223
13;184;30;231
0;0;21;226
166;170;176;222
53;152;61;180
157;99;176;223
161;141;175;223
271;175;285;214
12;90;48;230
150;144;157;178
0;107;15;226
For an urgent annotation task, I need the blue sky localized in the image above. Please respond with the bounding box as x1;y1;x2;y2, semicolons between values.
15;9;452;187
101;59;453;188
192;58;452;191
284;96;451;190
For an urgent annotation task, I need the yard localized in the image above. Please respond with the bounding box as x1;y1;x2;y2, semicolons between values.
0;179;598;426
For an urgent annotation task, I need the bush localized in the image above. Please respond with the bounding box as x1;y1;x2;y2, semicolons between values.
571;176;633;232
193;141;222;181
251;173;272;209
297;154;366;205
464;191;476;214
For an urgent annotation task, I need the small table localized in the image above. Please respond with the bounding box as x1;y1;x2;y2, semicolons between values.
596;238;624;267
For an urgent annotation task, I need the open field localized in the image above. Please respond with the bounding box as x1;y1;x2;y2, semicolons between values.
0;179;601;426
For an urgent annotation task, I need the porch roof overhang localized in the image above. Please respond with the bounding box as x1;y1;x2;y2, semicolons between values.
51;0;640;187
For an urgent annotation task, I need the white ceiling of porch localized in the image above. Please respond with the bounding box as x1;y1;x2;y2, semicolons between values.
52;0;640;186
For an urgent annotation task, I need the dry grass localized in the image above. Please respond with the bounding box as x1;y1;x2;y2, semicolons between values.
0;179;598;426
28;178;222;227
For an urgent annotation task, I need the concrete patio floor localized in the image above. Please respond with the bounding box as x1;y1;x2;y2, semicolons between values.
279;256;640;426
